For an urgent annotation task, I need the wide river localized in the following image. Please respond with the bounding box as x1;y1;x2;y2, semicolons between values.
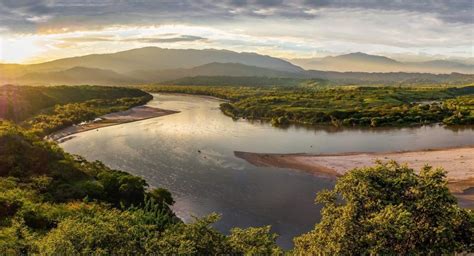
61;94;474;248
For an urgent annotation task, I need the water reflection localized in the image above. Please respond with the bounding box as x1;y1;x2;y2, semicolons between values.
60;94;474;248
248;118;474;135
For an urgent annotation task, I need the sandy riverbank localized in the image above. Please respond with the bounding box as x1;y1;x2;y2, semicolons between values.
48;106;179;142
235;147;474;208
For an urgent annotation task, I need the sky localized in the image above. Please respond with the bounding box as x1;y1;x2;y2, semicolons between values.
0;0;472;64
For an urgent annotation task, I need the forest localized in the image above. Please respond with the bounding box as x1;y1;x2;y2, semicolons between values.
0;85;152;136
0;85;472;254
146;85;474;127
159;76;327;87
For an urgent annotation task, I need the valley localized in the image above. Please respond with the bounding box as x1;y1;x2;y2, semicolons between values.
2;1;473;254
1;83;473;253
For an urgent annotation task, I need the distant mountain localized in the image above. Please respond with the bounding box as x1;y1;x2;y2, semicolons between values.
2;48;473;86
8;62;474;86
290;53;474;74
305;70;474;85
134;62;474;85
327;52;398;64
29;47;304;74
20;67;141;85
128;62;300;82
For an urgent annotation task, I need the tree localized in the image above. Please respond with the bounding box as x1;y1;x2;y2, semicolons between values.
293;161;473;255
149;188;175;206
37;206;156;255
146;214;231;255
228;226;282;255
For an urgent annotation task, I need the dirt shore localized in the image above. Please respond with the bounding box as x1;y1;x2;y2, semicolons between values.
48;106;179;142
235;147;474;208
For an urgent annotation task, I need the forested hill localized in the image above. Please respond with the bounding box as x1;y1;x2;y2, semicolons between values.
0;85;151;123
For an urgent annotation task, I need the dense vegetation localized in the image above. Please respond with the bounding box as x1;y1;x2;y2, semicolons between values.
160;76;327;87
0;85;151;122
1;85;472;254
294;162;473;254
0;85;152;135
146;85;474;127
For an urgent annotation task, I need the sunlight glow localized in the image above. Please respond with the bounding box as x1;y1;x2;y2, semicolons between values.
0;36;45;63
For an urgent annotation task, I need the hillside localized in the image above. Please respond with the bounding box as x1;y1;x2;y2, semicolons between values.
159;76;317;87
129;62;301;82
20;67;142;85
0;85;151;123
305;70;474;85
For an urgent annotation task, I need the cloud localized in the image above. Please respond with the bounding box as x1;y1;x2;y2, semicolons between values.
61;34;207;43
0;0;472;34
125;35;207;43
0;1;471;63
61;37;115;43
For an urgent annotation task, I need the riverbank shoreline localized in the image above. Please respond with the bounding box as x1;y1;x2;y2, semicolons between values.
148;92;229;103
48;105;179;142
235;147;474;208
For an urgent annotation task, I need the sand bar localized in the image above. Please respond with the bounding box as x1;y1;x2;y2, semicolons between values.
235;147;474;208
48;105;178;142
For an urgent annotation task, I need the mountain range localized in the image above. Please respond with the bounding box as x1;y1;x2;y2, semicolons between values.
1;47;472;86
290;52;473;74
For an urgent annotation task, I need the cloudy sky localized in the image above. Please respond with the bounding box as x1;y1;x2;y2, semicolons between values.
0;0;472;63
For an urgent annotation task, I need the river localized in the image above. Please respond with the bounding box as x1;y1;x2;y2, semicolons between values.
60;94;474;248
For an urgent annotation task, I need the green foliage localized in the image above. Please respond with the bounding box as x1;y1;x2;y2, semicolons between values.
0;121;151;206
160;76;324;87
26;94;152;136
150;214;282;255
37;206;159;255
229;226;282;255
150;214;230;255
146;85;474;127
149;188;175;206
0;85;151;123
293;162;473;255
0;219;36;254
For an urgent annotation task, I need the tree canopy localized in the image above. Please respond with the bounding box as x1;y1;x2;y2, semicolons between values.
293;161;473;255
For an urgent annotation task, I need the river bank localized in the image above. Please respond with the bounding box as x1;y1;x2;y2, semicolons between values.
48;105;178;142
235;147;474;208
